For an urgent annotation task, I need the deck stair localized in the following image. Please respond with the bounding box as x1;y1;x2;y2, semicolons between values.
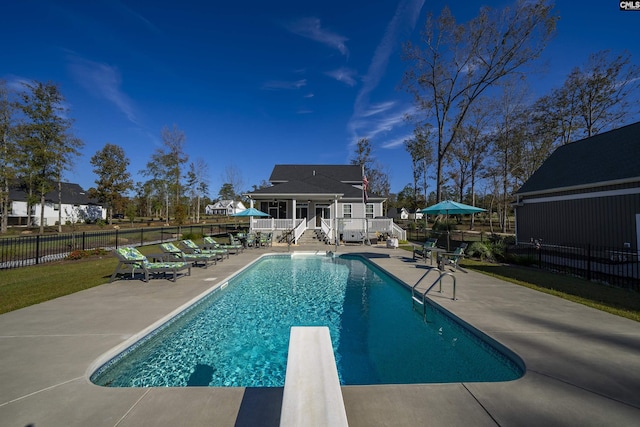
296;229;330;246
411;268;457;320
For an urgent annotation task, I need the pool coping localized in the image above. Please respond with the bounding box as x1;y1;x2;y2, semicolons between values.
1;244;639;426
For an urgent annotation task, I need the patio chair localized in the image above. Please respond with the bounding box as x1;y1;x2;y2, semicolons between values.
110;247;190;282
245;233;257;248
160;242;217;269
258;232;273;247
438;243;468;271
203;236;243;254
413;238;438;263
179;239;228;260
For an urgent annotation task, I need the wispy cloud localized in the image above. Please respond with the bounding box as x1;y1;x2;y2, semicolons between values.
325;67;358;86
381;131;415;149
66;54;139;125
286;17;349;57
262;79;307;90
348;0;425;144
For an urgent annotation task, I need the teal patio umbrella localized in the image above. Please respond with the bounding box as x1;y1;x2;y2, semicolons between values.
231;207;269;217
420;200;486;250
231;207;269;233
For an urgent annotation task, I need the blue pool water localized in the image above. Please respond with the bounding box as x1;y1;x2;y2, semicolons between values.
91;254;524;387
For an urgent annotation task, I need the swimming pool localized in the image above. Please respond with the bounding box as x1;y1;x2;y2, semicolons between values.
91;254;524;387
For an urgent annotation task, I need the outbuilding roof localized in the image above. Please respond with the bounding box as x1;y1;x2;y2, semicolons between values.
517;122;640;195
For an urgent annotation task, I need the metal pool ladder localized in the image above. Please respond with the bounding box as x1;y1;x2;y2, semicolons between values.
411;268;457;320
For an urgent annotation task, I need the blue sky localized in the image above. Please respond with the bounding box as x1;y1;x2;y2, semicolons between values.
2;0;639;197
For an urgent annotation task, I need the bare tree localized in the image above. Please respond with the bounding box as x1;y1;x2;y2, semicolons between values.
402;0;557;202
221;164;244;200
487;80;530;233
0;80;18;234
142;124;188;223
186;158;209;223
567;50;639;138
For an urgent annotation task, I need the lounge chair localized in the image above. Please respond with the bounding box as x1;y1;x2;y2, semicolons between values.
413;238;438;263
110;246;190;282
160;242;217;268
438;243;468;271
203;236;243;254
179;239;228;260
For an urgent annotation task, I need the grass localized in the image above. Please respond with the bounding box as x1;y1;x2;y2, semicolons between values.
460;258;640;322
3;244;640;322
399;244;640;322
0;255;117;315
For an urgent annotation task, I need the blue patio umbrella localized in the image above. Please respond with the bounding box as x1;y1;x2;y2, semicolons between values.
231;207;270;217
420;200;486;250
420;200;486;216
231;207;269;233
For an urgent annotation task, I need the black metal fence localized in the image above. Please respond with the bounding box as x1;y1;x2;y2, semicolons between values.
506;243;640;292
0;223;247;269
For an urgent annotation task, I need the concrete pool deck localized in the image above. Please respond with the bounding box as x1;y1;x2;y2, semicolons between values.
1;243;639;426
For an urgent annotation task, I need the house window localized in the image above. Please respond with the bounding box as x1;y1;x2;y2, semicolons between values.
53;203;59;211
366;203;374;219
343;204;352;218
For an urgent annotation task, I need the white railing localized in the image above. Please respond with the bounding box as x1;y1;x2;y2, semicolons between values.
391;222;407;240
293;218;307;244
249;217;404;241
252;218;297;231
321;218;333;243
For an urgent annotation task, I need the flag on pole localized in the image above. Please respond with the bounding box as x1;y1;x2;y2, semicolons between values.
362;175;369;203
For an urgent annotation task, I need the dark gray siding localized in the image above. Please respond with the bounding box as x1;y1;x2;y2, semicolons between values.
516;189;640;249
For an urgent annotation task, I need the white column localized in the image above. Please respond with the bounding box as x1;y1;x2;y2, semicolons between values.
292;198;297;228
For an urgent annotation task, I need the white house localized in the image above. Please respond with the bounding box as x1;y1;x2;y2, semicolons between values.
7;182;106;226
205;200;246;216
245;164;405;244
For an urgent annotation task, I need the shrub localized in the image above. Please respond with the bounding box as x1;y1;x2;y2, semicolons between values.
467;241;494;261
432;220;457;232
65;248;108;260
182;232;202;241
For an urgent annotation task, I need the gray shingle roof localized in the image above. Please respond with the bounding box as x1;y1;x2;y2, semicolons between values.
249;173;365;199
517;122;640;195
248;165;382;200
269;164;363;183
9;182;101;205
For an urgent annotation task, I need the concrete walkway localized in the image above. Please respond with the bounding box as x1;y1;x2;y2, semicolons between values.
1;243;639;426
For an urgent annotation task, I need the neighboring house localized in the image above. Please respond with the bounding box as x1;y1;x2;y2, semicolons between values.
409;210;424;220
205;200;246;216
7;182;106;226
387;207;409;220
245;164;403;243
514;122;640;251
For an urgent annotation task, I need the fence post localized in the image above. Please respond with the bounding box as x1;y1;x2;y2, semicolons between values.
36;234;40;265
115;229;119;249
538;245;542;268
82;231;86;251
